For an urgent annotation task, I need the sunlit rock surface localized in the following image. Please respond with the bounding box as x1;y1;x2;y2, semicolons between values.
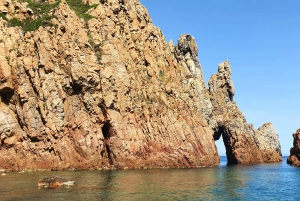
209;61;282;164
0;0;281;170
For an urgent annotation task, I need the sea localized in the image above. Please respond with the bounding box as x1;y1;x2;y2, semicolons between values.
0;156;298;201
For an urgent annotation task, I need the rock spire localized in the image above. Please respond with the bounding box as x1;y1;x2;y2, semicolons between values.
209;61;282;164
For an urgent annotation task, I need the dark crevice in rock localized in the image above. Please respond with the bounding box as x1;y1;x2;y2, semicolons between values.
0;86;14;94
100;0;106;4
44;68;53;74
36;105;47;125
144;59;150;67
15;100;25;130
71;82;82;95
0;92;13;105
99;103;108;117
24;67;39;96
28;135;40;142
101;121;114;165
102;121;112;139
105;143;113;164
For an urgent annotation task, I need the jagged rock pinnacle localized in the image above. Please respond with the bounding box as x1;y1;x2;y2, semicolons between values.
209;61;281;164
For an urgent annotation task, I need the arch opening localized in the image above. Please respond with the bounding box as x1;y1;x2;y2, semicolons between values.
214;127;238;165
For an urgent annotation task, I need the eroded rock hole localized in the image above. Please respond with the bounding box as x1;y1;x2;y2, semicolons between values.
214;127;238;165
0;89;14;105
103;121;114;139
71;83;82;95
101;121;114;164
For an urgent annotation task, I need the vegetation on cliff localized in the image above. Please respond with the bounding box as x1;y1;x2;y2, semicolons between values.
0;0;97;32
65;0;97;21
0;0;59;32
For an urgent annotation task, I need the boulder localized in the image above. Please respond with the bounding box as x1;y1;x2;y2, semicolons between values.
38;176;75;188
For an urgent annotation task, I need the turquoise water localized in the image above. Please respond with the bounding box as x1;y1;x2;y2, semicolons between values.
0;156;298;201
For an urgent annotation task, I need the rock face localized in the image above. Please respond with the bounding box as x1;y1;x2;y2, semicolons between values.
209;61;282;164
287;128;300;166
174;35;218;131
0;0;281;170
0;0;33;20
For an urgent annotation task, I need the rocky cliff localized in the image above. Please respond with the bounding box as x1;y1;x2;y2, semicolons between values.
209;61;282;163
287;128;300;166
0;0;281;171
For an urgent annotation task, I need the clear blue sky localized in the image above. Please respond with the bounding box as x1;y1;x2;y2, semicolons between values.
140;0;300;156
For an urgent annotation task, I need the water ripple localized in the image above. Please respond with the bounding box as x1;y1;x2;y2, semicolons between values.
0;156;299;201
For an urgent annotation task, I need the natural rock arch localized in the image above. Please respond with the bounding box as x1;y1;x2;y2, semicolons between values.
209;61;282;164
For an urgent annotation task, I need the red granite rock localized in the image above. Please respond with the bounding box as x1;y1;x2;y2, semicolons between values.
287;129;300;166
0;0;281;170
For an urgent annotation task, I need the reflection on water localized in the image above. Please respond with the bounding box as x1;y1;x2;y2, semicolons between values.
215;165;248;200
0;156;300;201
